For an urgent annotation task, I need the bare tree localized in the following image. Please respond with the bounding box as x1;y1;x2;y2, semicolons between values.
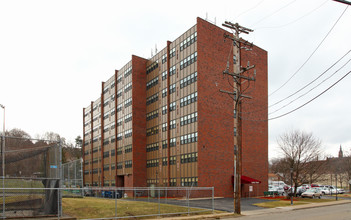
339;148;351;191
277;130;322;196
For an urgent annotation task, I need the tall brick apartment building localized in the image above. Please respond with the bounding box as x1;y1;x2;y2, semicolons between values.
82;17;268;197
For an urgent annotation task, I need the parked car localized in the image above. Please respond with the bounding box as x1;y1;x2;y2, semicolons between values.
268;185;285;195
289;186;307;196
329;186;345;194
319;186;331;195
301;188;322;199
301;184;310;189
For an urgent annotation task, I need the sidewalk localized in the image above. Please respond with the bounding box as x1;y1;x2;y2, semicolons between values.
162;199;351;220
241;199;351;216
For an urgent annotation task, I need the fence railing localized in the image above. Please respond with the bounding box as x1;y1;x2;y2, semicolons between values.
0;187;214;219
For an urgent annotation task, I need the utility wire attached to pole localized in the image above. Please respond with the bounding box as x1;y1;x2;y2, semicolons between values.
221;21;256;214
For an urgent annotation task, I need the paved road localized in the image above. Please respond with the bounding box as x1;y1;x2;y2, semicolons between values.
237;203;351;220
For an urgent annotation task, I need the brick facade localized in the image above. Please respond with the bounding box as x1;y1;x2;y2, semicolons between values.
83;17;268;197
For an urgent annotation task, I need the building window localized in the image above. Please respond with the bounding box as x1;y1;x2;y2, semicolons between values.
124;113;132;123
169;48;176;58
103;112;109;120
180;92;197;107
146;159;159;168
146;110;159;121
180;52;197;70
169;83;176;94
146;142;159;152
117;104;122;112
170;178;176;186
102;138;110;146
103;151;109;158
117;133;123;141
111;135;115;143
162;54;167;64
162;122;167;132
162;88;167;98
169;120;176;130
124;129;132;138
146;76;159;90
103;100;109;107
170;156;176;165
181;152;198;164
180;32;197;51
124;82;132;92
117;118;123;127
170;102;176;112
170;138;176;147
162;157;168;166
117;75;123;84
124;98;132;108
180;112;198;126
181;176;198;186
125;160;132;168
169;65;176;76
180;72;197;89
146;126;159;136
110;122;115;130
117;162;123;169
162;106;167;115
117;89;122;98
146;61;158;74
162;71;167;81
162;140;167;149
124;67;132;78
146;93;158;105
125;144;132;153
180;132;198;145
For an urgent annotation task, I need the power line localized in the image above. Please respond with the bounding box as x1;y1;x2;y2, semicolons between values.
269;49;351;109
268;5;349;97
252;0;297;27
233;0;266;21
254;0;328;30
241;49;351;116
239;69;351;122
269;70;351;120
269;58;351;115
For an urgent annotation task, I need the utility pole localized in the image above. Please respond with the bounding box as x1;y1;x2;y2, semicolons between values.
221;21;255;214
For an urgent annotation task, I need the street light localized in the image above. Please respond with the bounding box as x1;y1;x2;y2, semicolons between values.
290;167;293;205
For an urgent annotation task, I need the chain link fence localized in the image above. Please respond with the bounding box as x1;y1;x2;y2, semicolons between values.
0;136;61;219
65;186;214;219
62;159;83;198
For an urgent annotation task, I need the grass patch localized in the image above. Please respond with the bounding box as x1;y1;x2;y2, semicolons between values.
63;197;220;219
0;195;43;205
335;193;351;198
254;198;336;208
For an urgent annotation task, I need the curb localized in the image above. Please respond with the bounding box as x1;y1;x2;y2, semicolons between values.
241;199;351;216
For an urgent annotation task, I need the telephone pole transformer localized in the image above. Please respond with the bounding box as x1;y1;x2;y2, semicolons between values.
221;21;255;214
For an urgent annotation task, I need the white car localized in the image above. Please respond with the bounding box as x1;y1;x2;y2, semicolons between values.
330;186;345;194
319;187;331;195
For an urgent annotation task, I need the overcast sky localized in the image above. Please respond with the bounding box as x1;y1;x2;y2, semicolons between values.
0;0;350;159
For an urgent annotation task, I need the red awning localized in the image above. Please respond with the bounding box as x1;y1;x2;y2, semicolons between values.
241;175;261;184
